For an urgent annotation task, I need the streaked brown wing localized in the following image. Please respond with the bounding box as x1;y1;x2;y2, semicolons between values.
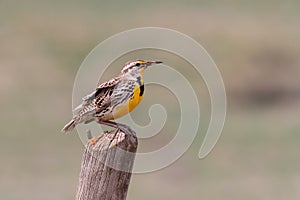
70;76;120;123
94;76;120;109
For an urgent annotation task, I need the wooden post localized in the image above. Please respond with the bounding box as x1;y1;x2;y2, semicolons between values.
76;128;138;200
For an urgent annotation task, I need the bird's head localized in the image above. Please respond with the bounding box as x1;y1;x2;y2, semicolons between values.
121;60;162;77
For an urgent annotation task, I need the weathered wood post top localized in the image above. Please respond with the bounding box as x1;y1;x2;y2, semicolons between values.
76;129;138;200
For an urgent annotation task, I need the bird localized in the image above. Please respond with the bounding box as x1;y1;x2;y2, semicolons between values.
61;60;163;133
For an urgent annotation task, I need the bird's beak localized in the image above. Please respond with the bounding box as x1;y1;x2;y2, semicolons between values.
146;61;163;66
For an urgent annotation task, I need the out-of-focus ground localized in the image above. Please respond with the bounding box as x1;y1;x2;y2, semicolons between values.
1;1;299;199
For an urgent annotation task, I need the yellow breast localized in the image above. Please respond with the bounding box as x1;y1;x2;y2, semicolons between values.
112;84;144;119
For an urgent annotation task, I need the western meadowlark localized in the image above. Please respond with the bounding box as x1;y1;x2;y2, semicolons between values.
61;60;162;133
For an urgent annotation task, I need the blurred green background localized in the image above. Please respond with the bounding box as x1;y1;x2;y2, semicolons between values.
1;0;300;199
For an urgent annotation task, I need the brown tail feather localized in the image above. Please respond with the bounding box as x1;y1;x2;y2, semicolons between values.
61;119;76;133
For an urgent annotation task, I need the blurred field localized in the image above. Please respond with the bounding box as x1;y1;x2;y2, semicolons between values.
1;0;300;199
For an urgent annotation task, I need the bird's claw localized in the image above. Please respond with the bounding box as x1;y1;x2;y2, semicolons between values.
88;135;101;145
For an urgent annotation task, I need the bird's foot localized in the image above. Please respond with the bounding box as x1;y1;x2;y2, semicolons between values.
88;135;101;145
118;125;132;135
96;120;134;135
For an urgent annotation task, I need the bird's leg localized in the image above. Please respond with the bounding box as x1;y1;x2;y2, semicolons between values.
89;120;129;145
96;120;132;135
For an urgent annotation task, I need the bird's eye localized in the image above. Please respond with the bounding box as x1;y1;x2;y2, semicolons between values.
135;63;141;66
